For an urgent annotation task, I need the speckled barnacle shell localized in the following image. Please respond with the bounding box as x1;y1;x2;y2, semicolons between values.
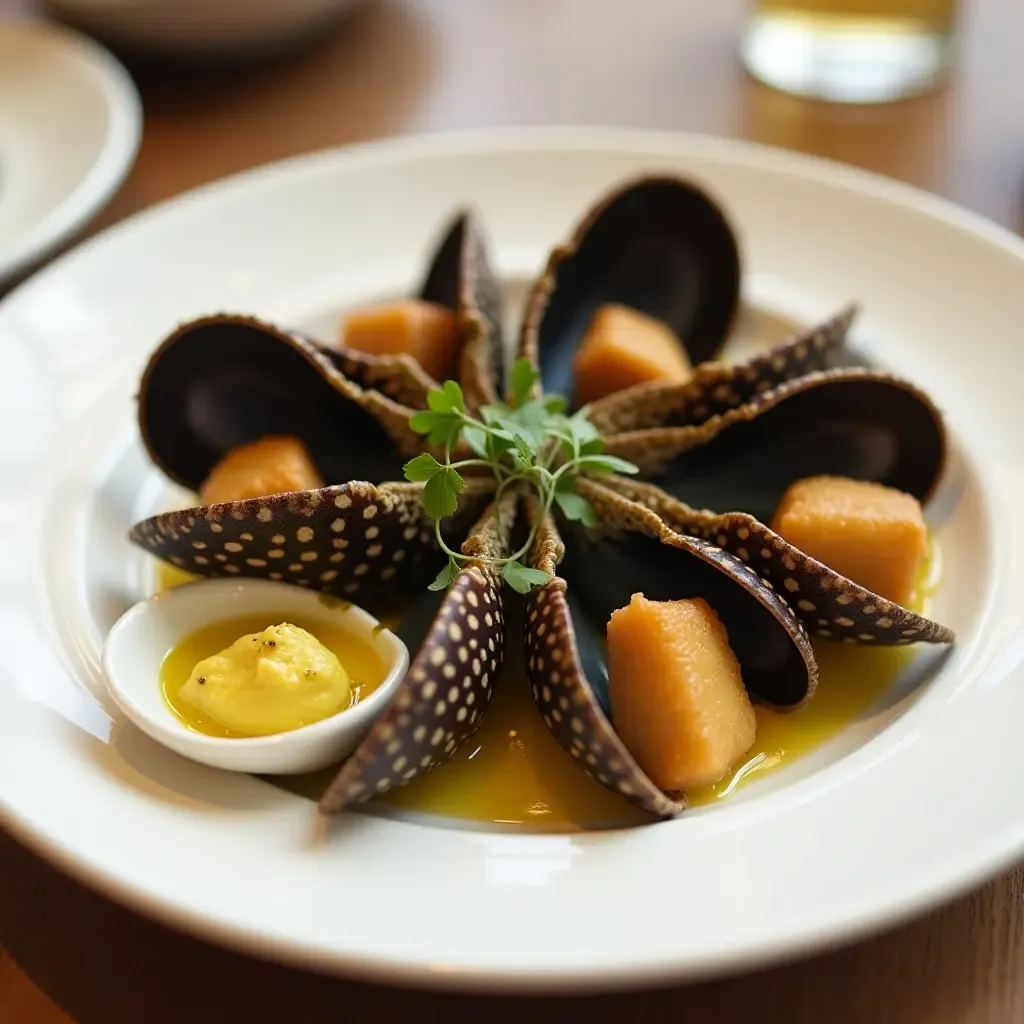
129;479;494;604
521;508;683;819
519;174;742;406
319;489;517;813
323;207;505;412
586;303;859;436
601;367;948;515
519;482;817;818
599;476;954;647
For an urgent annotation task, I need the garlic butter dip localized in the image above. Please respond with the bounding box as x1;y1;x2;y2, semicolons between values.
174;622;352;737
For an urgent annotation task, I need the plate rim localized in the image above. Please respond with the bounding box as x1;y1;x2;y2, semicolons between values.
0;21;143;285
7;123;1024;310
3;125;1024;993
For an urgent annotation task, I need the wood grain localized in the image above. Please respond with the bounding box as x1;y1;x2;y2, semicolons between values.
2;0;1024;1020
0;948;73;1024
2;825;1024;1024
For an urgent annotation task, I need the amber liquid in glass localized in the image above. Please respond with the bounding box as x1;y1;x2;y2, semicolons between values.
758;0;953;22
743;0;957;103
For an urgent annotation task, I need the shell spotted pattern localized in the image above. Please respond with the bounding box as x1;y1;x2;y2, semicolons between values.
600;476;953;646
523;579;682;819
130;482;473;601
520;491;816;818
574;478;818;707
320;565;504;813
710;514;950;644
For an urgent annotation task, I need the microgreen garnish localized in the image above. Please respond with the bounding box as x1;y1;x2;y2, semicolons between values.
403;358;639;594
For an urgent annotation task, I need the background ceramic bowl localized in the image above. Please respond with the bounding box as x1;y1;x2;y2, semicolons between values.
46;0;370;57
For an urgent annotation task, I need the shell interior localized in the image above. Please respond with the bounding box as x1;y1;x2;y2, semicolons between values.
521;507;685;819
561;480;817;709
138;315;421;492
520;175;742;408
600;476;954;647
419;208;506;410
518;478;826;818
604;369;948;521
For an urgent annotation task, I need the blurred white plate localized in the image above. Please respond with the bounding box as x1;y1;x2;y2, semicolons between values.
0;21;141;286
0;128;1022;993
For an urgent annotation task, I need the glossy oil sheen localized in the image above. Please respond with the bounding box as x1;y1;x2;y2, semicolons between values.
157;538;940;825
159;611;388;738
381;597;653;830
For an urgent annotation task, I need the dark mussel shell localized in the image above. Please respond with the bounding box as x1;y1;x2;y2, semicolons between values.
131;312;497;600
320;489;517;813
603;368;948;517
601;476;953;646
419;207;506;410
520;362;953;814
587;303;859;436
325;208;505;412
595;368;954;647
138;315;428;493
520;487;816;818
520;175;742;407
130;479;493;605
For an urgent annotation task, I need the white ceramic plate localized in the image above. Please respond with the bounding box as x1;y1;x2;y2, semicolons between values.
0;21;141;286
0;127;1022;993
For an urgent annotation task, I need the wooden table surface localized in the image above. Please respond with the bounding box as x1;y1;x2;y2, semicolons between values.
2;0;1024;1020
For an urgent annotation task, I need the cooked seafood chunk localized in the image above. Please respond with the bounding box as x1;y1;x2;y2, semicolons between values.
199;436;322;504
340;299;460;382
771;475;928;606
573;304;693;405
607;594;756;792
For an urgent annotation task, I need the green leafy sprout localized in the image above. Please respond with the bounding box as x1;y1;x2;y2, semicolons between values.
402;358;639;594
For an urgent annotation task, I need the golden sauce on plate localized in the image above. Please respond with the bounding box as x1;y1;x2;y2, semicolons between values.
160;612;388;738
155;537;941;828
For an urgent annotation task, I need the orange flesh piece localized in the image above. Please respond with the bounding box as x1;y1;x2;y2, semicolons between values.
572;303;693;405
771;475;928;606
339;299;460;382
606;594;756;793
199;435;323;504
